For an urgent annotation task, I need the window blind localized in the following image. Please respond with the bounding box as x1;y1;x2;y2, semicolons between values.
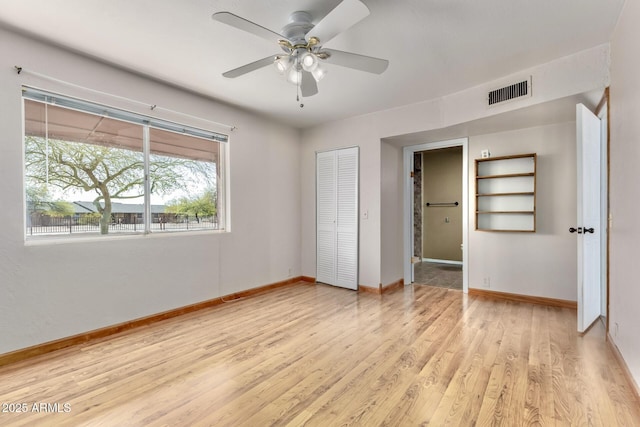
22;87;228;143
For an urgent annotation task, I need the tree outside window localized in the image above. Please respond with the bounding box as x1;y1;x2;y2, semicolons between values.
23;96;224;237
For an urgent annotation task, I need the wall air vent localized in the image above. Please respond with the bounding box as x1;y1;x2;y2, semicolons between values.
488;76;532;106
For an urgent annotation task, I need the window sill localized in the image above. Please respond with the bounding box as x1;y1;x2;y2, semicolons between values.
24;229;228;246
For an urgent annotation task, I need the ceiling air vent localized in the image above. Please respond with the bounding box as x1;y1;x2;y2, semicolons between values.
488;76;532;106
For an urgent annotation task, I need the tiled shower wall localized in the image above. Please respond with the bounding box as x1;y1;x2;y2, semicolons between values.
413;152;422;259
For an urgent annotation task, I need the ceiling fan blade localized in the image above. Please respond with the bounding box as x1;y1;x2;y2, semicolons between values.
222;55;278;78
305;0;369;44
301;71;318;97
212;12;286;43
323;49;389;74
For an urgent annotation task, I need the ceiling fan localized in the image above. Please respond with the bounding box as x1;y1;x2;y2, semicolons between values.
212;0;389;100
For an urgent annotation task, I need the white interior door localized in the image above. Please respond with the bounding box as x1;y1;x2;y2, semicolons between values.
576;103;601;333
316;147;359;290
316;151;337;286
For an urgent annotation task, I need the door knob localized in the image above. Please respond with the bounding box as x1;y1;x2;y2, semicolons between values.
584;227;594;234
569;227;577;233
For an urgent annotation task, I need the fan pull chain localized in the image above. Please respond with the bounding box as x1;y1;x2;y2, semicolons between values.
297;69;304;108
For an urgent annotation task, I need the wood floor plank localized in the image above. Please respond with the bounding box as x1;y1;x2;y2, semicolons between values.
0;283;638;426
476;302;525;426
524;304;554;425
386;293;494;425
334;290;470;426
425;327;488;426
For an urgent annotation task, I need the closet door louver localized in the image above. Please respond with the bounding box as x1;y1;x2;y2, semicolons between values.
335;148;358;288
316;147;359;290
316;151;337;285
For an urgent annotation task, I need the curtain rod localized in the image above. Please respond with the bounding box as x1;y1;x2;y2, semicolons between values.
14;66;237;132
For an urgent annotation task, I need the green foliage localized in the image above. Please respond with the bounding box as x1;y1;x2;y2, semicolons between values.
77;212;101;225
26;184;75;217
25;136;146;204
45;201;75;217
165;189;216;217
25;136;214;234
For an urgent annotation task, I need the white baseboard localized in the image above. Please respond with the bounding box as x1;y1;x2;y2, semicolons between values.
422;258;463;266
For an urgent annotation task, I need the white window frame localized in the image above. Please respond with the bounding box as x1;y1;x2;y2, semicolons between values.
22;87;229;239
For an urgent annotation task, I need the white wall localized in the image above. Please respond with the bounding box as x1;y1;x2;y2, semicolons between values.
468;123;577;300
374;44;610;140
300;115;381;287
301;44;608;291
380;141;404;286
609;0;640;387
0;29;301;354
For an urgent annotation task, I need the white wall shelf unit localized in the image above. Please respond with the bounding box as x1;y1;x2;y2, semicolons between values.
475;153;537;232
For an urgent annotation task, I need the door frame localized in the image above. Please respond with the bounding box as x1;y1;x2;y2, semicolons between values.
595;88;610;333
403;138;469;292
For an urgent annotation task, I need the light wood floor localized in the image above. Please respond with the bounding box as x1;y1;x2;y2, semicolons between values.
0;283;638;426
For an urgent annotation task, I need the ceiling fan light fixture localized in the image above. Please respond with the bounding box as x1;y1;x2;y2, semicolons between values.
300;51;318;71
274;55;292;74
311;65;327;82
213;0;389;101
286;64;302;84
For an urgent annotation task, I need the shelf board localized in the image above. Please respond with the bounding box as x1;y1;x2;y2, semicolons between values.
476;210;534;214
476;228;535;232
474;153;536;233
475;153;537;162
476;172;534;179
476;192;535;197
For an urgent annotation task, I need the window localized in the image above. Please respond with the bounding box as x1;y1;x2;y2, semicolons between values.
23;88;227;238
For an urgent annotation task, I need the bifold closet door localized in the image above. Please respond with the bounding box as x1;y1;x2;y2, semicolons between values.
316;147;359;290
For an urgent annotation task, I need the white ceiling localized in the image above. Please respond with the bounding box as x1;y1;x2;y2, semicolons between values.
0;0;624;129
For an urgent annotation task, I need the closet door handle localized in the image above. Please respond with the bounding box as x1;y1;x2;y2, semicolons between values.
584;227;594;234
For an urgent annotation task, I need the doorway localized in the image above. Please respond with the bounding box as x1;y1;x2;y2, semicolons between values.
414;146;463;290
403;138;469;292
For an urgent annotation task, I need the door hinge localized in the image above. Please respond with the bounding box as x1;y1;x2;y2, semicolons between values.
410;171;415;178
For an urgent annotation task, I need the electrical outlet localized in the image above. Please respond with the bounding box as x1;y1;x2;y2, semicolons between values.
483;277;490;288
362;210;368;220
288;268;292;277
